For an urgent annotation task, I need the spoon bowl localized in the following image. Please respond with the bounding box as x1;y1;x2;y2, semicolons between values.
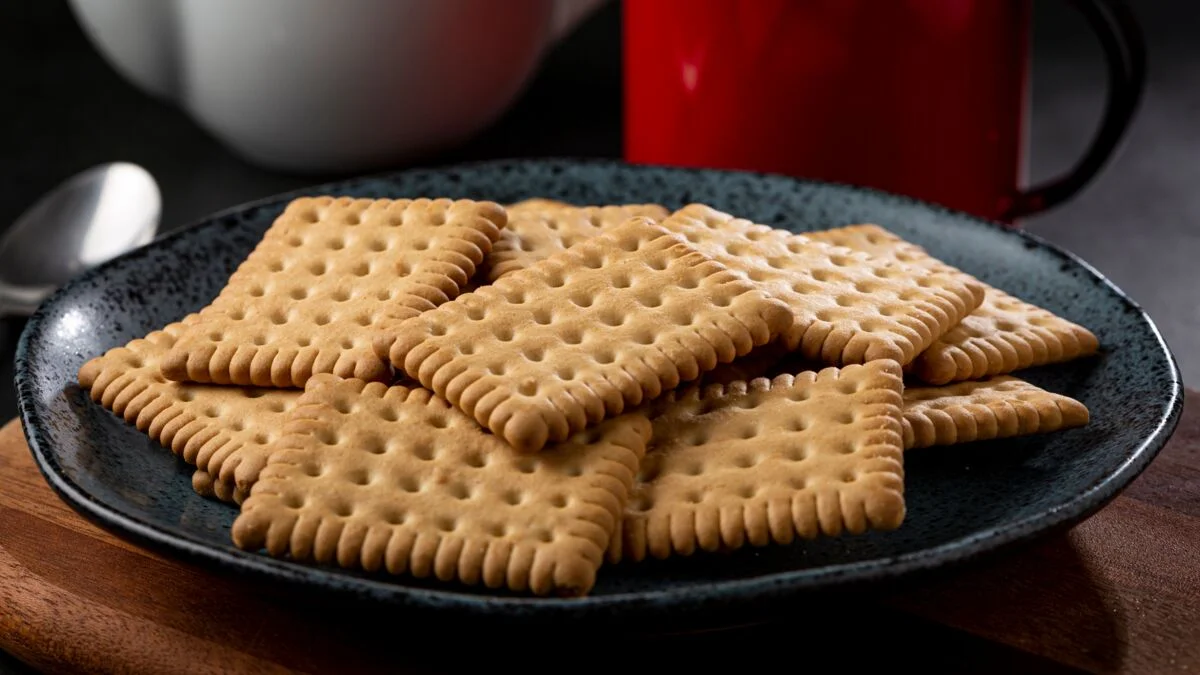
0;163;160;316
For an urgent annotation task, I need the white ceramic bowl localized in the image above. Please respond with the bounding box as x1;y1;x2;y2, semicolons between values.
68;0;603;173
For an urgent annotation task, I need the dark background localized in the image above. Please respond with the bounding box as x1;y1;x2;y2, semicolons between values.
1;0;1197;671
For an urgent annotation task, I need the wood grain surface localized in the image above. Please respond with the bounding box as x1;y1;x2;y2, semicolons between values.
1;392;1196;674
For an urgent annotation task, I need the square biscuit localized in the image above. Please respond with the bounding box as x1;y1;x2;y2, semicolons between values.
902;376;1089;449
662;205;985;366
232;375;651;597
487;200;669;281
610;361;906;563
77;317;302;503
376;217;793;453
160;197;506;388
806;224;1099;384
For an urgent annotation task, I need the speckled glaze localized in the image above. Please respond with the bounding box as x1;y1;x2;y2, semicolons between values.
15;159;1182;628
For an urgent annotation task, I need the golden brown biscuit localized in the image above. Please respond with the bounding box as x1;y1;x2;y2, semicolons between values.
77;317;301;503
807;224;1099;384
160;197;505;388
610;361;906;563
376;217;792;453
232;375;651;597
662;205;985;366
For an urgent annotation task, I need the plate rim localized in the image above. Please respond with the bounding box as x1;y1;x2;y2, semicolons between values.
15;157;1185;619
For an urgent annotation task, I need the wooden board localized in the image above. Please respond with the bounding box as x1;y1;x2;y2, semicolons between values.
1;392;1197;674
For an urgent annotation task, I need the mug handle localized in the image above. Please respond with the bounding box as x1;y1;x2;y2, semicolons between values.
1002;0;1146;221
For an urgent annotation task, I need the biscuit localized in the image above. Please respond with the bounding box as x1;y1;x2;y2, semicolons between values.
376;217;793;453
160;197;506;388
610;361;906;563
807;224;1100;384
77;318;301;503
902;376;1089;449
232;375;651;597
662;205;985;366
487;200;669;281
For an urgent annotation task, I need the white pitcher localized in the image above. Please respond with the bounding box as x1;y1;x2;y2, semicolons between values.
67;0;604;173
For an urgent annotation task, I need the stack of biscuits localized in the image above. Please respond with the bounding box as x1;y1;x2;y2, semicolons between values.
78;197;1095;597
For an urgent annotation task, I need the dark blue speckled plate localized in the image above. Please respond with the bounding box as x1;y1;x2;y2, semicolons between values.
15;159;1182;628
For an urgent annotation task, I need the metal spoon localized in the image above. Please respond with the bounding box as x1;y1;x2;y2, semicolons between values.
0;163;160;316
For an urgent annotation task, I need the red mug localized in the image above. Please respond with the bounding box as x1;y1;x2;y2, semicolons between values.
623;0;1144;223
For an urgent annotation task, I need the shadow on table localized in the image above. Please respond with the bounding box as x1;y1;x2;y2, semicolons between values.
885;531;1125;674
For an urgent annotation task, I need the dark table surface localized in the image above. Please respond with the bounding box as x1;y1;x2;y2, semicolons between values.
2;1;1197;672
